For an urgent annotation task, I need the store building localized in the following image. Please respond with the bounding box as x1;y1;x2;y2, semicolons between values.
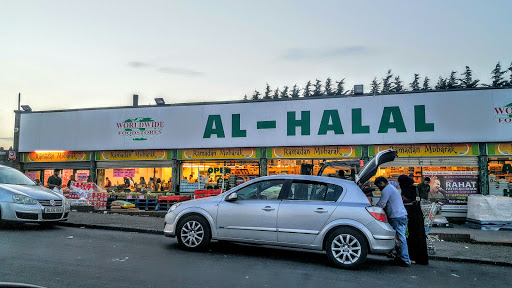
16;87;512;216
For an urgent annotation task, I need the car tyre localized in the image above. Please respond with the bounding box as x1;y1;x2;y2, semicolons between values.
176;215;211;252
325;227;368;269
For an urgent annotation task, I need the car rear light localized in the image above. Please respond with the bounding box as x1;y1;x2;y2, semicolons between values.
366;206;387;222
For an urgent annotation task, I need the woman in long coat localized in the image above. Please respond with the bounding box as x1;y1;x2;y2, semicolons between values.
397;175;429;265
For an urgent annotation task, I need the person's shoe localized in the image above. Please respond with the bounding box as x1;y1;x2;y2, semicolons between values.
392;258;411;267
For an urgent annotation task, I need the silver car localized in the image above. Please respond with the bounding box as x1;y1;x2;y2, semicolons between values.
0;165;71;225
164;150;397;269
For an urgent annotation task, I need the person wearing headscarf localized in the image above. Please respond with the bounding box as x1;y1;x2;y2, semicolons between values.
397;175;429;265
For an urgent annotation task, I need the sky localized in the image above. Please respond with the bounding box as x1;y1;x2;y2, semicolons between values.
1;0;511;149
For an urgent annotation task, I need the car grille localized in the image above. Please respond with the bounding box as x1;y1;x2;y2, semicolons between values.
38;200;63;206
16;212;39;220
42;213;63;220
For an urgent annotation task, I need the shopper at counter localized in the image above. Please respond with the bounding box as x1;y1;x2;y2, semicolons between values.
417;177;431;200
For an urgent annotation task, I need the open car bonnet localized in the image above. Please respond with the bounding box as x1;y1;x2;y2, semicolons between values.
355;149;397;187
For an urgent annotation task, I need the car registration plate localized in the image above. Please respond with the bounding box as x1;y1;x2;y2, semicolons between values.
44;207;63;213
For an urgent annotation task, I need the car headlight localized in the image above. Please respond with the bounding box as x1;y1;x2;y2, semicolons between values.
168;203;181;213
12;194;38;205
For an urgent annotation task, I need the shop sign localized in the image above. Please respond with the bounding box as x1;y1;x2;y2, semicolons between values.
76;173;89;181
267;146;361;158
113;169;136;178
369;144;479;157
116;117;164;141
487;143;512;155
494;102;512;124
97;150;169;161
206;167;231;174
18;89;512;151
22;151;90;162
25;171;38;180
178;148;259;160
423;171;479;205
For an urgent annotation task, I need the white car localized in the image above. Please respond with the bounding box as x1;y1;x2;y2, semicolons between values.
0;165;71;225
165;150;398;269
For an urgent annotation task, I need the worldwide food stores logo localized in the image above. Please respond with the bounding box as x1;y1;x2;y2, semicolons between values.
495;103;512;124
116;117;164;141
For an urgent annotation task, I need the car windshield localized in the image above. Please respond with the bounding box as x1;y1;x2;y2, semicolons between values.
0;167;37;185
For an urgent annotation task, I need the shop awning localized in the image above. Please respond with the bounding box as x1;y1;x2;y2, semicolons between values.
381;156;479;168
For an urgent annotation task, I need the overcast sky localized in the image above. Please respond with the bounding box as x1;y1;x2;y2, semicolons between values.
1;0;511;149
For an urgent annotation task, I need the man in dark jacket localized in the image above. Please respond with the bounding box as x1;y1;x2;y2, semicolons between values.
417;177;430;200
47;169;62;190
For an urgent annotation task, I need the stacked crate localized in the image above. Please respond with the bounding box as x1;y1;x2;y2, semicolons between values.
194;189;222;199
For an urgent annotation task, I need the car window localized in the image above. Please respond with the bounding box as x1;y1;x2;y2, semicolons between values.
287;181;343;201
235;179;284;201
0;167;37;185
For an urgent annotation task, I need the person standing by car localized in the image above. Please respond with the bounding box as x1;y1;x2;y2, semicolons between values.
374;176;411;267
47;169;62;190
397;175;428;265
417;177;430;200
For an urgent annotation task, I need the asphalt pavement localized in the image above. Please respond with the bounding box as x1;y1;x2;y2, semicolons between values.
53;211;512;266
1;225;511;288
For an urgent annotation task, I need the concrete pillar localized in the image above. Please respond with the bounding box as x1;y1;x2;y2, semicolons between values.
171;150;179;193
260;147;268;177
478;143;489;195
90;152;97;183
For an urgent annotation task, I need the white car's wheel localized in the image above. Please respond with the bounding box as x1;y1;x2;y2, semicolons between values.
326;227;368;269
176;215;211;251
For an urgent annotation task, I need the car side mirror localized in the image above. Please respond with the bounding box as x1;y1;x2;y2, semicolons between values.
226;192;238;202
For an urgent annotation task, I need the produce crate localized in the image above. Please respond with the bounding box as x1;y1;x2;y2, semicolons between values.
136;199;158;211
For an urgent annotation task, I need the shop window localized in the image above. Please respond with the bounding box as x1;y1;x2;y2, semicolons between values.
287;181;342;201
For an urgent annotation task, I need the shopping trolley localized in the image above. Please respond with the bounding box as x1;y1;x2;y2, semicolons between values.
421;201;443;255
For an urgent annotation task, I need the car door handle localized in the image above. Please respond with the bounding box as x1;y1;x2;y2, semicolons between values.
262;206;275;212
314;209;328;213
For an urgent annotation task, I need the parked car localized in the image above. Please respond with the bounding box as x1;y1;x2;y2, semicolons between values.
164;150;397;269
0;165;71;225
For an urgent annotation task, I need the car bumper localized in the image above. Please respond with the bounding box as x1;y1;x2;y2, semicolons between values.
0;201;70;222
365;220;397;253
163;212;178;237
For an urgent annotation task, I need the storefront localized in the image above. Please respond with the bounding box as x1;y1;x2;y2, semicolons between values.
95;150;174;192
266;145;361;176
487;143;512;197
177;148;261;193
15;88;512;216
21;151;93;187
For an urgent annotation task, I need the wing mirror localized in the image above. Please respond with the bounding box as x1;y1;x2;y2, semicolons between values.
226;192;238;202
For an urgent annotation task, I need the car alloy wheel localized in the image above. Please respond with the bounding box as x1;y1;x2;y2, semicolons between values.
325;227;368;269
331;234;362;264
180;220;204;248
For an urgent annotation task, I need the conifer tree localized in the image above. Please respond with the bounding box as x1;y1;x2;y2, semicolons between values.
303;81;312;97
508;62;512;86
272;88;280;99
291;85;301;98
263;83;272;99
446;71;460;89
335;78;345;95
409;74;421;91
313;79;323;96
251;90;261;100
392;76;404;92
370;77;380;94
435;77;447;90
324;78;334;96
381;69;393;93
422;76;431;90
459;66;479;88
243;94;248;100
489;62;507;87
280;86;290;98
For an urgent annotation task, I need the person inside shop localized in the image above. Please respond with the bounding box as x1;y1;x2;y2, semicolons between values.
129;177;135;188
428;177;446;200
337;170;346;179
47;169;62;191
123;177;131;191
374;176;411;267
147;177;155;191
167;177;172;189
139;177;146;187
417;177;431;200
66;174;75;190
105;177;112;191
397;175;428;265
34;179;42;186
155;178;162;192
